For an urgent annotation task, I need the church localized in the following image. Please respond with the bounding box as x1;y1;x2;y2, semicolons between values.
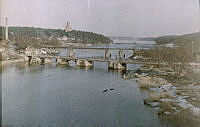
65;21;72;32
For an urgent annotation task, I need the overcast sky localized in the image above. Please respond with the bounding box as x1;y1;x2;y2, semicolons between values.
0;0;199;37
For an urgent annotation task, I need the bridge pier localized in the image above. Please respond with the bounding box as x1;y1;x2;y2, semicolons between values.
132;49;135;57
40;58;45;64
29;57;41;64
108;62;114;69
76;59;93;67
67;48;74;57
108;62;127;70
40;58;51;64
28;56;32;63
56;58;69;65
118;50;123;59
118;50;126;59
105;49;110;59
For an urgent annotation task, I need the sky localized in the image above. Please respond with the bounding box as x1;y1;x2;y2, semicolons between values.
0;0;199;37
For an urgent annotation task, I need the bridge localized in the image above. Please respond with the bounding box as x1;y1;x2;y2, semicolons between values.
26;46;150;70
42;46;136;50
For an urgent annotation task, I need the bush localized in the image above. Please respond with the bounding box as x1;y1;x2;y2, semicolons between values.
142;45;193;76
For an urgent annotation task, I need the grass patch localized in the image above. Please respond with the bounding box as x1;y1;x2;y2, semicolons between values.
138;76;167;89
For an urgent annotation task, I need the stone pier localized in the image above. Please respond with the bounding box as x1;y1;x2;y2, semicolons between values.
118;50;126;59
76;59;93;67
40;58;51;64
104;49;110;59
67;48;74;57
56;58;69;65
108;62;127;70
28;56;32;63
29;57;41;64
108;62;114;69
40;58;45;64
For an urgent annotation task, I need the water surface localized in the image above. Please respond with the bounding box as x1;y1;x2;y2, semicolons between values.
2;42;169;127
2;62;168;127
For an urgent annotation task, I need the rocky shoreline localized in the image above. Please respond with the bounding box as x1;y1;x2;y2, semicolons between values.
125;65;200;126
1;57;28;65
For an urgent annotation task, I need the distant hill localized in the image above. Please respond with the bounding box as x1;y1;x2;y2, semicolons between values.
153;32;200;52
137;32;200;47
155;32;200;45
137;37;157;41
0;26;113;49
110;36;135;41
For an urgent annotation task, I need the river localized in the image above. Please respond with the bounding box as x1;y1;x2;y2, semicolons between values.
2;42;170;127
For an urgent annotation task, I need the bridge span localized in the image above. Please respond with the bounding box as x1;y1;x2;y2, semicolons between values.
27;46;148;70
39;46;143;59
41;46;137;51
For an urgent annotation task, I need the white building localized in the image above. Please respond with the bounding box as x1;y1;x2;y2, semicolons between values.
65;21;72;32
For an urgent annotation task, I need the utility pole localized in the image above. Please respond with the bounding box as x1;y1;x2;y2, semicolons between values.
199;0;200;32
5;17;8;41
192;41;194;61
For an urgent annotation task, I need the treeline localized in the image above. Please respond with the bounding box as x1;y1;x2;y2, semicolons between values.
110;36;134;41
155;32;200;46
142;44;193;76
0;27;4;40
137;37;157;41
0;26;113;49
66;30;113;44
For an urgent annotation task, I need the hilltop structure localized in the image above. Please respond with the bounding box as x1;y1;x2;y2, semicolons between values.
65;21;72;32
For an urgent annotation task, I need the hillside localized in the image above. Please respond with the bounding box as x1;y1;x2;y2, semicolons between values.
109;36;134;41
0;26;113;49
155;32;200;45
137;37;158;41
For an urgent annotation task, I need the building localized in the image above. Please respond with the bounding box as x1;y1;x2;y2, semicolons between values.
65;21;72;32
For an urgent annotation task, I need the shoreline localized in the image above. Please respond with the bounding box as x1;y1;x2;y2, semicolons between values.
1;57;28;66
125;65;200;126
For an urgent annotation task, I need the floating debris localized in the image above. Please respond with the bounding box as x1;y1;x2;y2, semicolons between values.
103;89;108;93
103;88;115;93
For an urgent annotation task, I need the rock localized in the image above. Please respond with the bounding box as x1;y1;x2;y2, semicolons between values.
155;107;160;110
164;111;171;115
103;89;108;93
191;98;197;101
144;100;160;107
144;99;150;105
150;102;160;107
137;74;147;78
123;71;138;79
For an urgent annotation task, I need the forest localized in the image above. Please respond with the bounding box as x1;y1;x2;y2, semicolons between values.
0;26;113;49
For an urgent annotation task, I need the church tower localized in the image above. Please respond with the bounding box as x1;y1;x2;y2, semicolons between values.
65;21;72;32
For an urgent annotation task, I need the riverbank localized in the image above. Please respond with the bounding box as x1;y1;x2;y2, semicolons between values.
125;65;200;126
1;57;28;66
0;41;95;66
